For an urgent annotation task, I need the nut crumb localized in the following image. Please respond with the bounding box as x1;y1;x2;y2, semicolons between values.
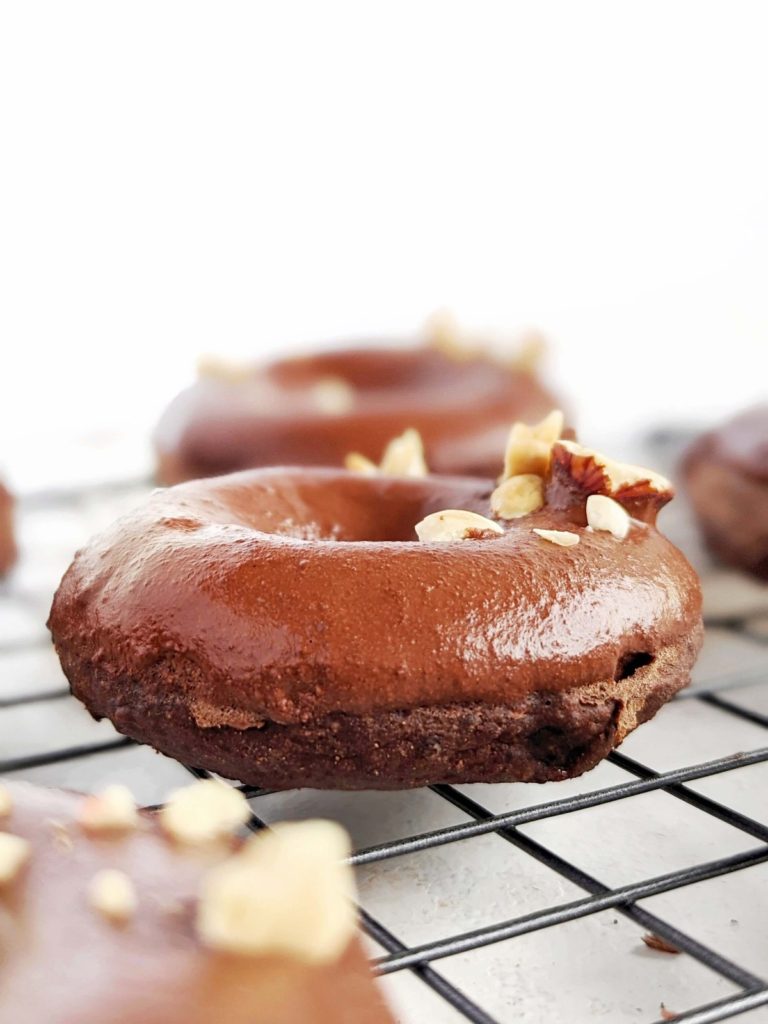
501;410;564;481
490;474;544;519
346;428;428;478
78;785;138;834
0;833;31;884
508;329;547;372
423;309;481;361
660;1004;678;1021
197;820;355;963
344;452;378;475
196;354;252;382
532;528;580;547
0;786;11;818
642;933;680;955
311;376;355;415
88;868;136;923
586;494;631;540
416;509;504;542
160;779;250;845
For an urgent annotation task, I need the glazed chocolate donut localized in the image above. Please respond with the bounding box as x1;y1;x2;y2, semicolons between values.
49;417;703;790
0;780;392;1024
0;480;16;576
683;404;768;580
154;332;559;484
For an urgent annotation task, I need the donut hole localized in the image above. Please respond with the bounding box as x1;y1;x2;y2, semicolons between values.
614;651;654;681
227;472;495;544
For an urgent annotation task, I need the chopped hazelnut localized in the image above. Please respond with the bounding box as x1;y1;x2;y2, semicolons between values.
196;354;252;382
490;474;544;519
586;494;631;540
78;785;139;834
379;429;428;477
88;868;136;922
0;785;12;818
346;428;428;478
415;509;504;542
160;779;250;845
500;410;564;481
0;833;31;885
558;440;671;493
547;440;673;523
344;452;378;475
197;820;355;964
423;309;480;361
508;329;547;373
311;376;355;415
532;528;580;547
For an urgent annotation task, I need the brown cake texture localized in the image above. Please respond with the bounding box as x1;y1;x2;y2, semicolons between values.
154;325;559;484
0;480;16;577
0;779;393;1024
683;404;768;580
49;414;703;790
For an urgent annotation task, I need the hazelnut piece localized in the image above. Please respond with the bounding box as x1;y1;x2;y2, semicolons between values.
0;833;30;885
490;474;544;519
532;528;580;547
416;509;504;542
197;820;356;964
547;440;673;523
346;428;428;478
586;494;631;540
160;780;250;845
78;785;138;834
88;869;137;922
311;376;355;415
500;410;564;480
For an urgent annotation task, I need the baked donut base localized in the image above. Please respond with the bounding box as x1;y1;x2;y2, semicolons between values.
63;625;702;790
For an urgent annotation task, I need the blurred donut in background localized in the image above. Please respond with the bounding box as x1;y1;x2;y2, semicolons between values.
683;404;768;580
0;480;16;577
153;315;562;484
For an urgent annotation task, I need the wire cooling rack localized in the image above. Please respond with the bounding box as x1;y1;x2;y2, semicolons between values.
1;469;767;1024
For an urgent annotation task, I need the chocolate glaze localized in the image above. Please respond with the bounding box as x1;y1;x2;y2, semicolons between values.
0;481;16;577
154;346;559;483
49;468;702;749
699;404;768;480
684;405;768;579
0;781;393;1024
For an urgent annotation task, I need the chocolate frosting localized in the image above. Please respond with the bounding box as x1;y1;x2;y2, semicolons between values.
694;403;768;481
0;781;392;1024
49;467;702;730
0;481;16;577
683;404;768;579
154;345;559;482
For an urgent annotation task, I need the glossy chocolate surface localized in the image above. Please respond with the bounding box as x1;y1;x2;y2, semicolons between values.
49;467;702;730
154;345;559;482
0;782;392;1024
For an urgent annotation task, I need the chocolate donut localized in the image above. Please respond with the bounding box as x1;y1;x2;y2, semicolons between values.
49;416;703;790
154;330;558;484
683;404;768;580
0;779;393;1024
0;480;16;577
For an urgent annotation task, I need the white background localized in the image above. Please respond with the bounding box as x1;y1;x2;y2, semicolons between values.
1;1;767;483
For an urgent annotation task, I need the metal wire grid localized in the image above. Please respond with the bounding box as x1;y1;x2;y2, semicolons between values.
1;480;768;1024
